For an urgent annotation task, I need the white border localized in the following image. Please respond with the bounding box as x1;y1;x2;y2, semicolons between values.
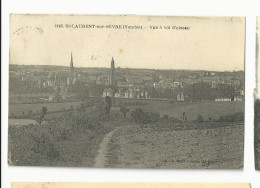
1;0;260;187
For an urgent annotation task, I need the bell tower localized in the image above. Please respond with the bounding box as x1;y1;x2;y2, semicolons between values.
110;57;116;86
69;52;74;85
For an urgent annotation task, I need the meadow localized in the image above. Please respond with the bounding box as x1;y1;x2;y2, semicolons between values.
9;101;84;117
8;98;244;168
120;100;244;121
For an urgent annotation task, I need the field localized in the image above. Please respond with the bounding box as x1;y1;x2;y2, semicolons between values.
9;98;244;121
9;101;84;117
9;119;38;126
8;99;244;168
107;122;244;169
122;100;244;121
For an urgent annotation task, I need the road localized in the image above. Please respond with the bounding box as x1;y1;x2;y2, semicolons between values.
94;126;122;167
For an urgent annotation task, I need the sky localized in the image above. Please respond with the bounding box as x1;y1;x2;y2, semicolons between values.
9;15;245;71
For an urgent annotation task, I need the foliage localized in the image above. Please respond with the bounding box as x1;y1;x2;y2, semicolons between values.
117;100;148;107
8;124;61;166
217;112;244;122
71;82;89;101
163;114;169;120
131;108;160;125
120;106;129;118
105;96;112;118
8;111;116;167
37;106;47;125
196;114;204;123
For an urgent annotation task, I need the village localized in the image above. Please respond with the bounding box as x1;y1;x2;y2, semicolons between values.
9;53;244;109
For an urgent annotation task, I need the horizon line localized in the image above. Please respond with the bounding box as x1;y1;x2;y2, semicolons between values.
9;63;245;73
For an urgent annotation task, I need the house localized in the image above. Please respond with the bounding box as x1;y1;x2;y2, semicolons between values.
177;92;184;102
174;81;181;88
211;81;217;88
103;88;114;97
96;75;110;85
234;95;243;102
126;76;144;84
215;98;232;102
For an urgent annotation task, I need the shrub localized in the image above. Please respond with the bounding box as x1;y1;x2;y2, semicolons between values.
217;112;244;122
163;114;169;120
197;114;203;123
131;108;146;124
131;108;160;124
8;124;61;166
120;106;129;118
8;111;115;166
146;111;160;123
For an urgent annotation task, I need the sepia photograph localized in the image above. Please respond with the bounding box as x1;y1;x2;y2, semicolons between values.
8;14;245;169
10;182;251;188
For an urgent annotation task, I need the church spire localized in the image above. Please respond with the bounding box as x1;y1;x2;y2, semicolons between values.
110;57;116;86
69;52;74;85
111;57;115;69
70;52;73;68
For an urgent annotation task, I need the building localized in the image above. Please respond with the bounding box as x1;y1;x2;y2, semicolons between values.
47;52;75;87
96;75;110;85
121;87;149;99
126;76;144;84
47;71;68;86
233;79;241;90
109;57;116;86
103;88;114;97
177;92;184;102
68;52;74;85
211;81;217;88
173;81;180;88
114;89;128;98
234;96;243;102
215;98;232;102
240;89;245;97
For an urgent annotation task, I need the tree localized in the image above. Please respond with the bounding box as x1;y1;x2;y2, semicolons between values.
105;96;112;118
38;106;47;125
120;106;129;118
131;108;160;125
182;112;186;122
131;108;146;124
197;114;203;123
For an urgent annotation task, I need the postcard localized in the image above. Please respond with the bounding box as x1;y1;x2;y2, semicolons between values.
9;14;245;168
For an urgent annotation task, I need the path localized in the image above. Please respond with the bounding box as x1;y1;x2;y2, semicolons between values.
94;126;121;167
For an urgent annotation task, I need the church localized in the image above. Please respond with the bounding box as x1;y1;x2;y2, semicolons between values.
47;52;75;87
103;57;117;97
47;53;77;101
109;57;116;86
